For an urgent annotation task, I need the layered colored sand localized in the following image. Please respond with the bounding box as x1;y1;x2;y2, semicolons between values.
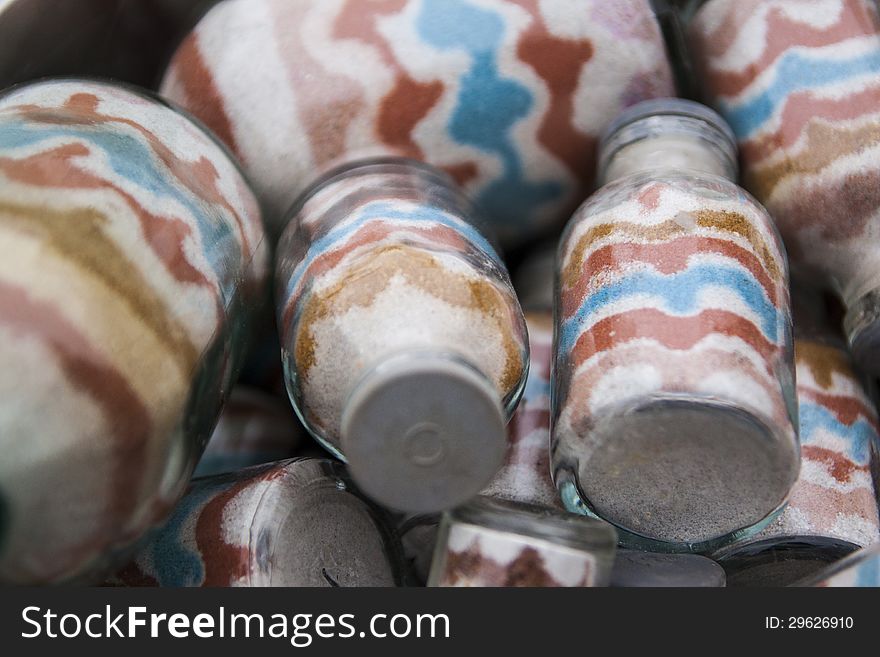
160;0;674;246
749;339;880;546
276;166;527;452
0;80;268;584
690;0;880;307
553;174;797;545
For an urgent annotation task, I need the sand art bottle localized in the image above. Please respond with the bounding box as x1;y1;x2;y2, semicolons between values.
276;159;528;513
160;0;675;247
713;283;880;586
687;0;880;374
109;459;403;587
0;79;268;584
427;496;616;587
553;98;800;552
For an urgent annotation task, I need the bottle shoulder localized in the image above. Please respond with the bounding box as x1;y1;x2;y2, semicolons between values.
589;170;760;214
561;170;783;250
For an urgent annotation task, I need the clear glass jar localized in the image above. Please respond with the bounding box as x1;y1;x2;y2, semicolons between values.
0;79;268;584
482;246;561;509
553;98;799;552
108;458;403;587
428;496;616;587
276;158;529;513
160;0;675;247
714;283;880;586
687;0;880;375
610;550;726;587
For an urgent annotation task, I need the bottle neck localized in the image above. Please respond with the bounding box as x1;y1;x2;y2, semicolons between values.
289;157;479;236
600;133;737;185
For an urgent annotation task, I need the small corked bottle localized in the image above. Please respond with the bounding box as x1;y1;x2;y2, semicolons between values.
193;386;305;478
109;459;403;587
713;283;880;587
687;0;880;374
795;543;880;587
553;98;800;553
0;79;268;584
276;158;529;513
160;0;675;247
427;496;616;588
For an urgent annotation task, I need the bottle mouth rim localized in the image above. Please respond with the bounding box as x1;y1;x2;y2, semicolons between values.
599;97;736;147
597;98;739;183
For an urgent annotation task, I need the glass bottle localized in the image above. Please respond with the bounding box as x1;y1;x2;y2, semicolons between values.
275;158;529;513
553;98;800;552
160;0;675;247
609;550;726;587
428;496;616;587
481;245;562;509
0;79;268;584
193;386;305;478
713;283;880;587
108;458;403;587
687;0;880;374
795;543;880;587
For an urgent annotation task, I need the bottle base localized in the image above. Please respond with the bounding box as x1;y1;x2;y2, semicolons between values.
247;459;402;587
556;397;799;552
